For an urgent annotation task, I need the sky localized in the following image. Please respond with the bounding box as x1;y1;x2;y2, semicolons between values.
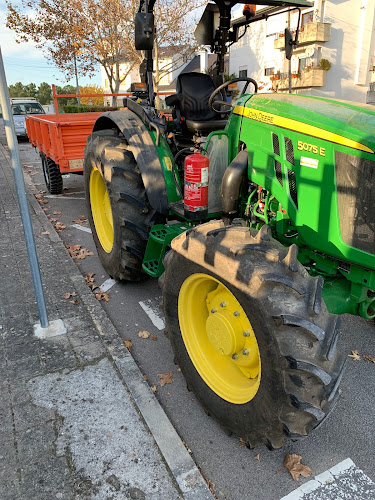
0;3;101;89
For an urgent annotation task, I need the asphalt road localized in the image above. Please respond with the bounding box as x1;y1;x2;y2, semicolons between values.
2;125;375;500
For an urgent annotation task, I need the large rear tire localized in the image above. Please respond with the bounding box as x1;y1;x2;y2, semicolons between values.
161;221;346;449
84;130;155;281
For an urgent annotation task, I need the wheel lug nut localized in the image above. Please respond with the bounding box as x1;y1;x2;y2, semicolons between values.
220;302;226;307
242;349;249;355
243;330;250;337
233;311;240;317
211;308;217;313
232;354;238;360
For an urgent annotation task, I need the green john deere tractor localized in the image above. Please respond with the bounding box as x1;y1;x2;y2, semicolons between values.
84;0;375;449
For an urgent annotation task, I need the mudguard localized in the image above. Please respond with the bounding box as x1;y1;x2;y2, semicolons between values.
93;110;169;215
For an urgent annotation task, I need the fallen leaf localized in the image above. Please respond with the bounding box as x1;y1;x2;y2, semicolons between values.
123;339;132;351
348;350;361;360
138;330;150;339
35;194;48;204
158;372;173;387
41;231;50;235
72;215;87;223
53;210;62;215
363;354;375;364
51;218;57;222
55;222;66;232
108;432;113;438
151;385;157;393
284;454;313;481
254;454;260;461
177;368;181;372
74;248;94;259
94;291;110;302
70;299;79;305
150;335;158;341
239;438;247;448
85;272;98;290
62;292;77;299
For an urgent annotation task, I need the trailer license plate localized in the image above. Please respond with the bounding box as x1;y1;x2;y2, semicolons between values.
69;159;84;170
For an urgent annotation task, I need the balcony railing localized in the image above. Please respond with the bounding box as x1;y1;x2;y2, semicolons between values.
274;22;331;50
275;68;327;90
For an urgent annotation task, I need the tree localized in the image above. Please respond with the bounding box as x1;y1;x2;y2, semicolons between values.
6;0;142;104
79;84;104;106
8;82;28;98
37;83;53;105
55;84;78;108
153;0;203;107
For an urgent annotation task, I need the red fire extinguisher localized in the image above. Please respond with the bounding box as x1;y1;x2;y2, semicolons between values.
184;150;209;220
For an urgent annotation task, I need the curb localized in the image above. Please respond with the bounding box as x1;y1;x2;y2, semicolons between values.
3;142;212;500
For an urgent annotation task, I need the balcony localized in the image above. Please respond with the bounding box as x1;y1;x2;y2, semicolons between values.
275;68;327;90
274;22;331;50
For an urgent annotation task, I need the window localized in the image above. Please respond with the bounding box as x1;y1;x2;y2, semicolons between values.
298;57;313;72
302;11;314;27
239;66;248;77
265;67;275;76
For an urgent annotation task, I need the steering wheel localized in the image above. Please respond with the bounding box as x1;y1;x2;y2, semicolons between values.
208;77;258;114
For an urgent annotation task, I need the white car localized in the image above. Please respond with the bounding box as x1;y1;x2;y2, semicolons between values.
10;98;45;139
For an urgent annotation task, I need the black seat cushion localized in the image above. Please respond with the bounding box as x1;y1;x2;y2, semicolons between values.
169;72;225;124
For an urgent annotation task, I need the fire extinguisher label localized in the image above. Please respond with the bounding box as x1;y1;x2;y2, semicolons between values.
201;167;208;184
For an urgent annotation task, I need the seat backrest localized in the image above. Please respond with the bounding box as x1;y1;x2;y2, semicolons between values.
176;73;222;122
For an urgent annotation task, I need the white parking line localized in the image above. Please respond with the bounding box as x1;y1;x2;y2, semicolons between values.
71;224;92;233
139;297;165;330
44;194;86;200
281;458;375;499
99;278;116;293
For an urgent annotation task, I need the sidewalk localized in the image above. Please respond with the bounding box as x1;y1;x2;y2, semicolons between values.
0;140;212;500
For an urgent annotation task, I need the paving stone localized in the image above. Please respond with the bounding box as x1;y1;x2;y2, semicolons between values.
0;403;14;435
6;341;40;362
9;379;32;406
19;455;73;500
68;326;103;346
0;476;21;500
16;421;55;461
74;342;106;363
0;437;17;467
61;316;94;334
7;355;44;380
39;335;78;372
13;400;55;433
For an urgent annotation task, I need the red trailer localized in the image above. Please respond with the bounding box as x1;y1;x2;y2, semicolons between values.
25;85;132;194
26;112;103;194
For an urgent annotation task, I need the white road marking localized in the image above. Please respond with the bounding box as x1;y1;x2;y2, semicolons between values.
99;278;116;293
71;224;92;233
44;194;85;200
139;297;165;330
281;458;375;499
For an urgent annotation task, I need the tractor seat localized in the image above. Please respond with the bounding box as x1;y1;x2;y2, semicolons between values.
165;72;227;133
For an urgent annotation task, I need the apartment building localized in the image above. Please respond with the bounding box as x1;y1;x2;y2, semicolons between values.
229;0;375;104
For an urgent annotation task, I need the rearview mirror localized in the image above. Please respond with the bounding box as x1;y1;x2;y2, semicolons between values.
285;28;294;60
135;13;155;51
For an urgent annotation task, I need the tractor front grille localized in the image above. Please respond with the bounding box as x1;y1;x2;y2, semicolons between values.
335;151;375;254
285;137;295;165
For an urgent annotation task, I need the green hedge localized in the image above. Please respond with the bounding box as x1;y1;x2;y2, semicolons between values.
62;105;119;113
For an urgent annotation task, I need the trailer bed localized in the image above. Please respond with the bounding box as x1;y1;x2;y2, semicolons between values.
26;112;102;173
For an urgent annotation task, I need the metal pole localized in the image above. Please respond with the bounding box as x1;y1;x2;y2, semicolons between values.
0;47;49;328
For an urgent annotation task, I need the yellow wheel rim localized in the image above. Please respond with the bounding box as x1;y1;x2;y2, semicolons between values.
178;273;261;404
90;168;114;253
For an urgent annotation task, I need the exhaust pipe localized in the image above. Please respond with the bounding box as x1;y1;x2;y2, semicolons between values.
221;149;248;225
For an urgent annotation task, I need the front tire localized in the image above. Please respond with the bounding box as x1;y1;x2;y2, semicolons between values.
161;221;346;449
84;130;155;281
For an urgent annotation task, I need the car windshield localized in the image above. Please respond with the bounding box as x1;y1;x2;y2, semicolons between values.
12;103;45;115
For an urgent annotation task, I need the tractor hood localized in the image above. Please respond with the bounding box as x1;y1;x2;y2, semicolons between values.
234;93;375;155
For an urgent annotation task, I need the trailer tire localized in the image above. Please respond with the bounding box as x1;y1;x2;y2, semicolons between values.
161;221;346;449
41;154;63;194
84;130;155;281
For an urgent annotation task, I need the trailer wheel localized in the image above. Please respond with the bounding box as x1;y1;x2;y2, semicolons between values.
84;130;155;281
161;221;346;449
41;154;63;194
